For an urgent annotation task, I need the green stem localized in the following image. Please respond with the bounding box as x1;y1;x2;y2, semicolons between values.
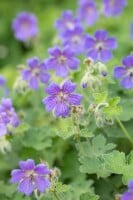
53;192;62;200
116;117;133;145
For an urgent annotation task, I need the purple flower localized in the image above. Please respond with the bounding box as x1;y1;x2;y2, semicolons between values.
10;159;51;196
43;80;82;117
21;57;50;90
103;0;127;17
121;180;133;200
12;12;38;42
114;55;133;89
46;46;80;77
62;27;87;55
77;0;99;26
55;10;82;35
0;98;20;136
85;30;117;62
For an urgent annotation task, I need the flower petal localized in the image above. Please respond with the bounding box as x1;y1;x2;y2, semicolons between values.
0;123;7;136
114;66;126;78
45;83;60;95
120;76;133;89
67;94;82;105
55;64;68;77
27;57;39;68
67;58;80;70
39;73;50;84
61;80;76;93
54;102;69;117
121;191;133;200
22;70;31;80
48;47;61;57
35;164;51;175
34;176;50;193
42;96;57;111
10;169;24;183
18;178;33;196
122;55;133;68
85;36;96;48
29;76;38;90
19;159;35;170
100;49;112;62
104;38;117;49
95;30;108;41
87;49;98;61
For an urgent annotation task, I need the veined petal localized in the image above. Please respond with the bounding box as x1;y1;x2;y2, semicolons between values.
67;57;80;70
61;80;76;93
27;57;39;68
45;83;60;95
35;164;51;175
55;65;68;77
85;36;96;48
34;176;50;193
87;49;98;61
19;159;35;170
122;55;133;68
48;47;61;57
42;96;57;111
67;94;82;105
10;169;24;183
54;102;69;117
39;73;50;84
18;177;33;196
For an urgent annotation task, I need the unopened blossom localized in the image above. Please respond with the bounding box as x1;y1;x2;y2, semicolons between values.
77;0;99;26
103;0;127;17
10;159;51;196
21;57;50;90
85;30;117;62
55;10;82;35
121;180;133;200
114;55;133;89
62;27;87;55
43;80;82;117
46;46;80;77
0;98;20;136
12;12;38;42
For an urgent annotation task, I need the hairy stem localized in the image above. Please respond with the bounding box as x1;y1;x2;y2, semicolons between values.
116;117;133;145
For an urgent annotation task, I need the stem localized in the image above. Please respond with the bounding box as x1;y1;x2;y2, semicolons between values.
116;117;133;145
53;191;62;200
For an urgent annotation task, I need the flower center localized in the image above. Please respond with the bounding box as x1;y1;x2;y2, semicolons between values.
72;35;81;44
57;91;67;102
22;20;30;30
25;170;34;177
58;55;67;65
31;68;40;76
127;68;133;77
96;42;104;51
66;21;74;30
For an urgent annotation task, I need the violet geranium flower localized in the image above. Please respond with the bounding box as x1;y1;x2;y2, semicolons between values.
46;46;80;77
121;180;133;200
55;10;82;36
21;57;50;90
85;30;117;62
10;159;51;196
62;27;87;55
114;55;133;89
12;12;38;42
43;80;82;117
0;98;20;136
77;0;99;26
102;0;127;17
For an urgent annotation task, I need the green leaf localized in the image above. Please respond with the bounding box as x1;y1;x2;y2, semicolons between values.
54;182;70;194
103;96;122;119
81;193;99;200
93;92;108;104
14;122;30;134
80;128;94;138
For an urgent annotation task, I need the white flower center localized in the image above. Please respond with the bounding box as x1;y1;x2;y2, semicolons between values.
58;55;67;65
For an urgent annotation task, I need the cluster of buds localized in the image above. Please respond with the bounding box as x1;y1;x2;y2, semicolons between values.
89;102;113;128
81;58;107;91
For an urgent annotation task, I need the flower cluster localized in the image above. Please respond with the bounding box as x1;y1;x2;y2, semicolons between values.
12;12;38;42
11;159;51;196
43;80;82;117
114;55;133;89
0;98;19;136
21;57;50;90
